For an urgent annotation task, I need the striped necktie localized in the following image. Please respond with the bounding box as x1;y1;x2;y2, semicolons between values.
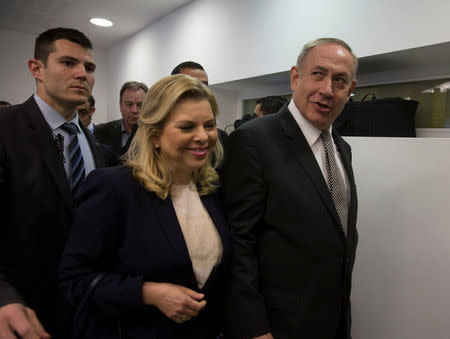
61;122;86;199
321;130;348;236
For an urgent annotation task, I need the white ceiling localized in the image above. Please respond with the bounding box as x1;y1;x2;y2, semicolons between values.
0;0;192;48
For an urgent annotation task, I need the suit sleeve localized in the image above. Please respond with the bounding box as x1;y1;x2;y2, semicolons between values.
58;170;146;319
223;127;271;338
0;138;25;307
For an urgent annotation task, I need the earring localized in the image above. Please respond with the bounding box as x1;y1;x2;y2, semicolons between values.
155;144;160;149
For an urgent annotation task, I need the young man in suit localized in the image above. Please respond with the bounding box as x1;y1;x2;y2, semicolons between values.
224;38;359;339
94;81;148;155
0;27;109;338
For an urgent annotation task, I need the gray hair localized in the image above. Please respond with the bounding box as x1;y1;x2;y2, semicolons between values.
119;81;148;103
296;38;358;79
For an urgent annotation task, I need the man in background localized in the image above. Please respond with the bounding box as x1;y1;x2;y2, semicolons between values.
77;94;95;132
224;38;359;339
234;96;288;128
94;81;148;155
0;27;109;338
171;61;209;85
254;95;288;118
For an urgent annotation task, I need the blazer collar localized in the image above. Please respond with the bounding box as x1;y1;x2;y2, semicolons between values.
153;190;229;290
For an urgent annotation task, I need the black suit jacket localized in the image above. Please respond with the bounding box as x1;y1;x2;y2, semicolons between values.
0;96;109;338
94;118;124;155
223;106;358;339
59;166;231;338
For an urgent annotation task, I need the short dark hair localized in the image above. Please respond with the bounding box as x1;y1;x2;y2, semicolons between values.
171;61;205;75
0;100;11;106
34;27;93;65
119;81;148;103
256;96;288;116
88;95;95;108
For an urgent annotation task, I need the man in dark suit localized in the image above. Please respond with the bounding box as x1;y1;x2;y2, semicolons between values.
0;27;109;338
94;81;148;155
224;38;359;339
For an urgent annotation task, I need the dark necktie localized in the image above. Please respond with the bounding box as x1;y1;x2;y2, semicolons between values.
61;122;86;199
321;130;348;236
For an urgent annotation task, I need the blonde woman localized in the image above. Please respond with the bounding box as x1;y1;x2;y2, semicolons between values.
59;75;230;339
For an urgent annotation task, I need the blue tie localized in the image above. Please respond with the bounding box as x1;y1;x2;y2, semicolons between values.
61;122;86;199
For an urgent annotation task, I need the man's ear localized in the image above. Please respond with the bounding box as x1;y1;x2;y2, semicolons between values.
290;65;299;91
347;79;357;98
28;58;44;82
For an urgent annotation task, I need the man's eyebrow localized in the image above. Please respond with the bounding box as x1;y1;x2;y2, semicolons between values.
312;66;349;78
58;56;96;67
58;55;79;62
312;66;328;73
334;71;350;79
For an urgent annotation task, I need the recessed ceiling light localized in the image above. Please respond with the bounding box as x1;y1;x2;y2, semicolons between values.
90;17;113;27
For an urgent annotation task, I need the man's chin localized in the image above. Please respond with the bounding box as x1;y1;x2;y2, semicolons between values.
71;95;90;106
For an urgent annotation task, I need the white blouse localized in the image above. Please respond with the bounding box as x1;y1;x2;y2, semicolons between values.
170;183;223;289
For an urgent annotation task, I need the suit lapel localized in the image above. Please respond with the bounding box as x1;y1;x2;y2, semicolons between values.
279;107;344;235
153;195;197;285
24;97;73;213
113;121;123;155
152;190;229;289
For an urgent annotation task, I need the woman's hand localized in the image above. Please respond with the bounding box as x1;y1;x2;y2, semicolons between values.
142;282;206;324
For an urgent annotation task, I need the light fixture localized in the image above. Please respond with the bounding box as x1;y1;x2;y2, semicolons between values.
90;17;113;27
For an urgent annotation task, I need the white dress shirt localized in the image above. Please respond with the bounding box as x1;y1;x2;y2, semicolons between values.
35;94;96;183
288;99;350;200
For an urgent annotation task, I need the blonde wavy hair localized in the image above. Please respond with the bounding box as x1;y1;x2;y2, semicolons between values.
124;74;223;199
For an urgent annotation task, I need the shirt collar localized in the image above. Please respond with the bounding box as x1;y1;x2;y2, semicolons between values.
288;99;332;147
121;120;130;135
34;93;81;132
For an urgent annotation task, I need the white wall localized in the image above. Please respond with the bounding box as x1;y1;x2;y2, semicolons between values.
105;0;450;122
0;28;109;124
0;29;36;105
348;137;450;338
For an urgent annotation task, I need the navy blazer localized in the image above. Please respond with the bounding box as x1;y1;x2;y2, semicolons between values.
59;166;230;339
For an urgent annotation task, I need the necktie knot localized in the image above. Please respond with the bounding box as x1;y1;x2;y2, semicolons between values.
61;122;79;135
321;129;332;146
